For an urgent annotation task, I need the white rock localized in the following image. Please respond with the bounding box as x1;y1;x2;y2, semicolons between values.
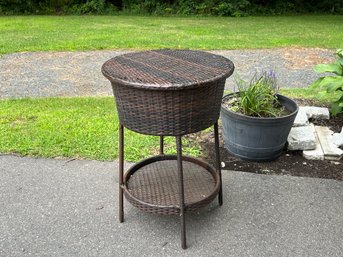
303;106;330;120
332;133;343;147
315;126;343;160
332;126;343;147
293;107;309;127
287;124;316;150
291;106;330;128
303;129;324;160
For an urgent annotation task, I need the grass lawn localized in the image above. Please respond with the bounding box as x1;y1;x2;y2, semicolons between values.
0;15;342;54
280;88;335;102
0;14;341;161
0;89;331;161
0;97;201;161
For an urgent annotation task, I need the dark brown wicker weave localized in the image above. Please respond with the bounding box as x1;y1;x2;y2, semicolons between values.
102;49;234;136
102;49;234;249
124;155;220;215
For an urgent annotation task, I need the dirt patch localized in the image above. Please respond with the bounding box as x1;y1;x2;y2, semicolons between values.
279;47;333;69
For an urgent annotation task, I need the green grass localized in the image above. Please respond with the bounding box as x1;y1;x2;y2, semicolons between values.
280;88;336;103
1;14;341;160
0;97;201;161
0;15;342;54
0;88;332;161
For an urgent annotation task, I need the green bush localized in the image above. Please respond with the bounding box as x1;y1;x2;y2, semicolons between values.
212;0;250;16
310;49;343;116
78;0;105;14
0;0;38;14
0;0;342;16
0;0;116;14
176;0;250;16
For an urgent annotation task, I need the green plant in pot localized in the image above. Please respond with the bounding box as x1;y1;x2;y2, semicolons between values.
221;70;298;161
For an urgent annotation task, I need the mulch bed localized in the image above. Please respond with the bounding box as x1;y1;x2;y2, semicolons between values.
190;101;343;181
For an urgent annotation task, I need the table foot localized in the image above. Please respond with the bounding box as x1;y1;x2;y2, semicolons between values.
181;212;187;249
214;122;223;206
119;188;124;223
119;124;125;222
176;136;187;249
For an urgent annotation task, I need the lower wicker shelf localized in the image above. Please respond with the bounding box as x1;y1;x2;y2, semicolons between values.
123;155;220;215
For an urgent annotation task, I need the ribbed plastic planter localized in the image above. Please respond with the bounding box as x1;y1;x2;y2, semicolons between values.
221;93;298;161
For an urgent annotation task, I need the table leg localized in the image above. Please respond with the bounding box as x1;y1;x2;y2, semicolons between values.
119;123;124;222
159;136;164;155
176;136;187;249
214;122;223;206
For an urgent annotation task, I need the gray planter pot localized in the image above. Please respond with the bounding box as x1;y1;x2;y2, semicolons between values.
220;93;298;161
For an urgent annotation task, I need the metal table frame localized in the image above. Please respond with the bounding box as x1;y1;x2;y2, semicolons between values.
118;123;223;249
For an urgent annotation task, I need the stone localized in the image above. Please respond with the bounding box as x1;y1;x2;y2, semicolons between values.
303;129;324;160
287;124;316;150
332;126;343;147
292;106;329;127
293;107;309;127
303;106;330;120
315;126;343;160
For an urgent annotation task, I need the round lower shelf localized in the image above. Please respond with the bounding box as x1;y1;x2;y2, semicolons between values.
123;155;220;215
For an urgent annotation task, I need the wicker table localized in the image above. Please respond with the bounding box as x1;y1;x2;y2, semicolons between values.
102;49;234;249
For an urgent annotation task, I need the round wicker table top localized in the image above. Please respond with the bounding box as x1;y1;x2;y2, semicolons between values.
102;49;234;90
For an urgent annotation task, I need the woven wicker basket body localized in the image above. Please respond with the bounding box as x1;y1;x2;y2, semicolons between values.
112;78;226;135
102;49;234;136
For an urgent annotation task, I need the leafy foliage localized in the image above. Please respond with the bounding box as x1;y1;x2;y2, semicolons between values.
1;0;342;15
0;0;117;14
310;49;343;116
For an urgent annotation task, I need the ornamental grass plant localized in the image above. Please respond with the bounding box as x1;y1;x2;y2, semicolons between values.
223;70;288;117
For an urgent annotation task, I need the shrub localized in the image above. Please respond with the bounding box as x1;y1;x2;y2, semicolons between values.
212;0;250;17
310;49;343;116
78;0;105;14
0;0;38;14
1;0;342;15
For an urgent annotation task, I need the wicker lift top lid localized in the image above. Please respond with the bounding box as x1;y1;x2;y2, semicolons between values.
102;49;234;90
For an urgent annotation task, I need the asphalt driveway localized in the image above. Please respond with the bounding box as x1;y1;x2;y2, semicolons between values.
1;155;342;257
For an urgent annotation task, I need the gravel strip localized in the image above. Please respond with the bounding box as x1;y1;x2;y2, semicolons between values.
0;48;334;99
